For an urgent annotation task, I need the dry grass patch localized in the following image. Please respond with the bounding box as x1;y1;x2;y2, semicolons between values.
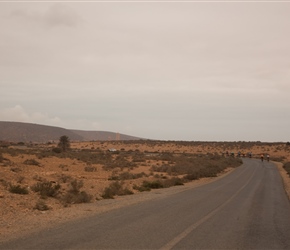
1;140;290;224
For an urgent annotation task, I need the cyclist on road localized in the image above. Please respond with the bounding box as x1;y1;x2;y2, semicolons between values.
267;154;270;162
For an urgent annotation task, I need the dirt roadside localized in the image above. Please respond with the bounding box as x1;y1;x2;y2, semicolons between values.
0;161;289;244
0;169;233;243
274;161;290;200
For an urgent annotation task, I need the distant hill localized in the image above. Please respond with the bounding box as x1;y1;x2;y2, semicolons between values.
0;121;142;143
71;130;142;141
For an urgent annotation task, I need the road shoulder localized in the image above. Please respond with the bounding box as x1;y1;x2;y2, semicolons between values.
0;168;235;243
274;161;290;200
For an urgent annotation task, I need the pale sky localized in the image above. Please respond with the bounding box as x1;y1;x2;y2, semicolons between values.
0;1;289;141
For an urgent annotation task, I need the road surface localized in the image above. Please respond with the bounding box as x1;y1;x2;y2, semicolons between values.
1;158;290;249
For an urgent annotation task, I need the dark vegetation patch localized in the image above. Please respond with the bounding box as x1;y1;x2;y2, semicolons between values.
101;181;133;199
8;184;29;195
108;171;148;181
34;200;50;211
4;139;290;207
283;162;290;177
61;179;92;205
133;177;184;192
31;180;61;198
23;159;41;166
151;153;242;180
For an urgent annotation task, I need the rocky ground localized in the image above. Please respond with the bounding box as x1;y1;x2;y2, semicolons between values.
0;141;289;242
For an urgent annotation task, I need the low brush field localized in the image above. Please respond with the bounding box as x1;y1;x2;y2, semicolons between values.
1;140;290;239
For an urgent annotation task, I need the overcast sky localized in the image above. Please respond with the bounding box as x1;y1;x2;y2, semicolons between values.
0;1;289;141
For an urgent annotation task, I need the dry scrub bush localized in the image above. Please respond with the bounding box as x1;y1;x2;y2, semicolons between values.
52;147;62;153
108;172;147;181
34;200;50;211
10;167;21;173
101;181;133;199
131;152;147;162
0;179;9;188
0;152;3;163
61;179;92;205
151;154;242;180
31;181;61;198
40;148;112;165
72;150;112;165
283;162;290;176
84;165;97;172
133;177;184;192
271;156;286;162
8;183;29;195
162;177;184;187
23;159;41;166
140;180;163;190
58;174;73;183
17;176;25;184
103;154;137;170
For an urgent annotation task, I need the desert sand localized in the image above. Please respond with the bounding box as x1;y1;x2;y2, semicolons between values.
1;141;289;242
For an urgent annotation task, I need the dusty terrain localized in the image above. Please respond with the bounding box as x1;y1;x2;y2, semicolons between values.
0;141;289;242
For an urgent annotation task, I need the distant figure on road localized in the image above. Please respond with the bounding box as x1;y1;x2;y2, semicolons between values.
261;154;264;162
267;154;270;162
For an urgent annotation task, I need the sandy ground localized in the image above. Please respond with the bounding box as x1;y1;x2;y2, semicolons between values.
0;141;289;243
275;161;290;200
0;169;234;242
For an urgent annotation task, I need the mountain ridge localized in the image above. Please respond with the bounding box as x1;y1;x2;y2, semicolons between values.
0;121;143;143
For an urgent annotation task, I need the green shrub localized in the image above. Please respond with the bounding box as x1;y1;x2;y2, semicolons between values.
9;184;29;195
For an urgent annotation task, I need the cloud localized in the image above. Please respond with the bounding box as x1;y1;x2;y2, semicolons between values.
0;105;105;131
44;4;81;28
10;3;81;29
0;2;289;141
0;105;63;127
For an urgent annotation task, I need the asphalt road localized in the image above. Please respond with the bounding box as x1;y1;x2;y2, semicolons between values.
1;158;290;249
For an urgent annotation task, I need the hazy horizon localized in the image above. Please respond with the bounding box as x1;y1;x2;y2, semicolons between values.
1;1;289;141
